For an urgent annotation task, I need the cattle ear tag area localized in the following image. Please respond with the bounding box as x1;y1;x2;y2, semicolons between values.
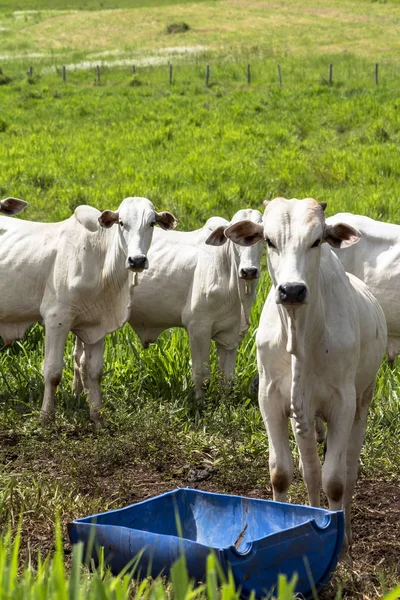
0;197;28;215
74;205;102;232
205;225;227;246
156;211;178;231
324;223;361;248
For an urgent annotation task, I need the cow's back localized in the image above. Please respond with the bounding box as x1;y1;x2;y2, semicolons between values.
327;213;400;356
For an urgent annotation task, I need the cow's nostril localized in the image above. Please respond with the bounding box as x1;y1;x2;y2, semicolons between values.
240;267;259;280
278;283;307;304
128;255;147;270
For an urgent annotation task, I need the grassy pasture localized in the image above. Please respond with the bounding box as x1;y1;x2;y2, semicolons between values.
1;0;400;596
1;61;400;597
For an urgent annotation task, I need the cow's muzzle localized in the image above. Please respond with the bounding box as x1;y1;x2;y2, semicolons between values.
239;267;259;280
276;282;308;305
127;254;148;271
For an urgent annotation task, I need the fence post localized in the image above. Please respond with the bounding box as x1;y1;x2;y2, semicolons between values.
132;65;136;74
62;65;66;83
206;64;210;86
28;66;33;77
169;64;173;85
329;63;333;85
277;64;282;87
0;67;2;75
247;63;251;85
96;65;100;84
375;63;379;85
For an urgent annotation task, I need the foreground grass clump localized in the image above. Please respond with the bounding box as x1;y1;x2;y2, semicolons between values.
0;522;301;600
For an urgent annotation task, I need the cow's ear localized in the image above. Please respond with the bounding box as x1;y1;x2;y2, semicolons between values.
205;225;227;246
224;220;264;247
156;211;178;230
204;216;229;232
319;201;327;212
75;205;101;232
263;200;270;208
99;210;119;229
324;222;360;248
0;197;27;215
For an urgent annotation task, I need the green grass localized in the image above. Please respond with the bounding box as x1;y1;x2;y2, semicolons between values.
0;60;400;598
0;522;304;599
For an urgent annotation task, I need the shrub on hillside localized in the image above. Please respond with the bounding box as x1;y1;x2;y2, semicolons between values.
165;22;190;35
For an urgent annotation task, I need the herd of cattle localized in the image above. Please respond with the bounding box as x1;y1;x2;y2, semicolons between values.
1;194;399;557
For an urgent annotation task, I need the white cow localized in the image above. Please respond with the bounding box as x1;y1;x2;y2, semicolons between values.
326;212;400;363
0;197;176;426
73;209;263;406
224;198;386;554
0;197;27;215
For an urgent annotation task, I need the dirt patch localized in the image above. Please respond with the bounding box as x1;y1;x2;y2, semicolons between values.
43;467;399;598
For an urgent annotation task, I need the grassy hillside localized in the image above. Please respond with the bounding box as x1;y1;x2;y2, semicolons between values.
2;0;400;65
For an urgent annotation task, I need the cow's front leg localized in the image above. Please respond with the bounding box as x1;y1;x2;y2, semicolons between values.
187;323;211;407
323;387;356;553
80;338;106;428
72;336;84;396
215;343;237;384
41;320;70;426
293;424;321;507
259;375;293;501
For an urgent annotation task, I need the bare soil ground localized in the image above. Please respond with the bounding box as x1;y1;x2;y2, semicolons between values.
18;461;398;599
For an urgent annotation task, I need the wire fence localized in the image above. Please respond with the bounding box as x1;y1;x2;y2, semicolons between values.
1;59;399;89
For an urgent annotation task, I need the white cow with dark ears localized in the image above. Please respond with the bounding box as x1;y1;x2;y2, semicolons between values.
73;208;263;408
0;196;176;426
224;197;386;556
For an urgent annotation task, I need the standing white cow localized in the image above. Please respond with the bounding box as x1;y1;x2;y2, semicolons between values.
224;198;386;553
73;209;263;406
327;212;400;363
0;197;176;426
0;197;27;215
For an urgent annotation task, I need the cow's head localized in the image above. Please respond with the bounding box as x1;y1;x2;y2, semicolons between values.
224;198;360;307
0;197;27;215
98;197;177;272
205;208;263;280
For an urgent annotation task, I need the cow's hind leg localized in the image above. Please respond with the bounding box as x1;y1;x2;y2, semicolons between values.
80;338;106;428
343;383;374;549
322;387;356;553
41;321;70;426
215;343;237;385
187;323;211;408
72;337;84;396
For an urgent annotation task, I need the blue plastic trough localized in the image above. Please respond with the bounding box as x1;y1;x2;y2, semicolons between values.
67;488;344;599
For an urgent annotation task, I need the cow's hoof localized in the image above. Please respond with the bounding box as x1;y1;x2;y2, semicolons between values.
40;411;55;428
91;414;108;430
339;548;353;567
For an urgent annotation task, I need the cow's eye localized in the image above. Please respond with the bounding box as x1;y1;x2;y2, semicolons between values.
265;238;276;249
311;238;321;248
150;221;156;227
119;220;124;228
